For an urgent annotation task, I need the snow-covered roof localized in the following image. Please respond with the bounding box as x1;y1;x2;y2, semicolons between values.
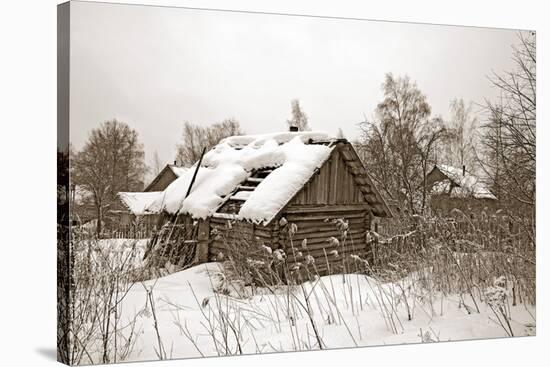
118;191;164;215
169;165;189;177
146;132;333;224
145;131;392;224
431;164;497;200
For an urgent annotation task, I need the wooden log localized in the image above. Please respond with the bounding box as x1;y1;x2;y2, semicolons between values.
291;220;364;233
253;227;272;237
284;212;366;222
282;236;366;252
246;177;264;183
237;185;255;191
289;228;365;240
284;204;370;214
288;215;366;225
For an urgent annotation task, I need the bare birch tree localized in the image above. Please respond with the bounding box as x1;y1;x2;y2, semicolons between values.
444;98;478;171
72;120;146;235
358;74;445;214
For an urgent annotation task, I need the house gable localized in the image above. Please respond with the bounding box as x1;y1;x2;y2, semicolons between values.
145;165;178;192
288;146;366;206
278;141;392;223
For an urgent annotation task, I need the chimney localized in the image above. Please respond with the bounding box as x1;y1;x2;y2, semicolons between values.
462;165;466;176
289;125;299;132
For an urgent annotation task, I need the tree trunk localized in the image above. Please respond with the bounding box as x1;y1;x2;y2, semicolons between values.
96;205;102;237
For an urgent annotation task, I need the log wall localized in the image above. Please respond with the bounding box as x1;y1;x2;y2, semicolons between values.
207;217;276;261
202;144;378;277
279;205;371;275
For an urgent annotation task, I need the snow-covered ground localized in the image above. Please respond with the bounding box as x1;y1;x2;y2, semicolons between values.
114;263;535;363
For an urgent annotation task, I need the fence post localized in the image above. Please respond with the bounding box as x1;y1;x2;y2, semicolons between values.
196;218;210;264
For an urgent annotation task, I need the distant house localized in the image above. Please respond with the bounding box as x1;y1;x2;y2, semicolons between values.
145;130;392;274
145;164;189;192
115;164;189;228
426;164;497;213
116;191;164;227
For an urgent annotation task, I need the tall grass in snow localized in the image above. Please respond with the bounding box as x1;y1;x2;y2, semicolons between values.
67;229;149;365
188;207;536;353
67;206;536;362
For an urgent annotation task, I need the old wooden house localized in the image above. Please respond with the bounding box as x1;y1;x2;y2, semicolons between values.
426;164;497;214
145;131;392;275
144;163;189;192
114;164;188;232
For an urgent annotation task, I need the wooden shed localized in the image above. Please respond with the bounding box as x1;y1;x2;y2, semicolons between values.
145;131;392;275
112;164;188;236
144;164;189;192
116;191;163;226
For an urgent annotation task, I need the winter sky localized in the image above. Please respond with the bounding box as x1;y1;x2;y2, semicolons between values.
70;1;522;167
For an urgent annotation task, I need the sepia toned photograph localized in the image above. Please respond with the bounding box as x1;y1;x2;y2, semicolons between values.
57;1;536;365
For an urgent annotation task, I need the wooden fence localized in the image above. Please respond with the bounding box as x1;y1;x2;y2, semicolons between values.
100;224;156;239
368;214;535;271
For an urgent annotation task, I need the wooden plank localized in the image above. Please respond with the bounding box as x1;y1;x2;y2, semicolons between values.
289;228;365;240
284;212;366;222
289;238;366;252
294;223;363;236
330;150;339;205
284;204;370;214
291;230;366;244
254;227;272;238
246;177;264;183
196;218;210;263
229;196;247;201
285;219;365;230
237;185;255;191
212;213;238;220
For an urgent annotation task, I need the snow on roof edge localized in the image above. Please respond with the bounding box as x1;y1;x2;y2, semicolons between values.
118;191;164;215
147;131;335;222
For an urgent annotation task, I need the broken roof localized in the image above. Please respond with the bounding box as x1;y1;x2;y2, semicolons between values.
430;164;497;200
146;131;391;224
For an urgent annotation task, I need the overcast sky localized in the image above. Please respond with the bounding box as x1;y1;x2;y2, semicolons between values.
70;1;521;168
